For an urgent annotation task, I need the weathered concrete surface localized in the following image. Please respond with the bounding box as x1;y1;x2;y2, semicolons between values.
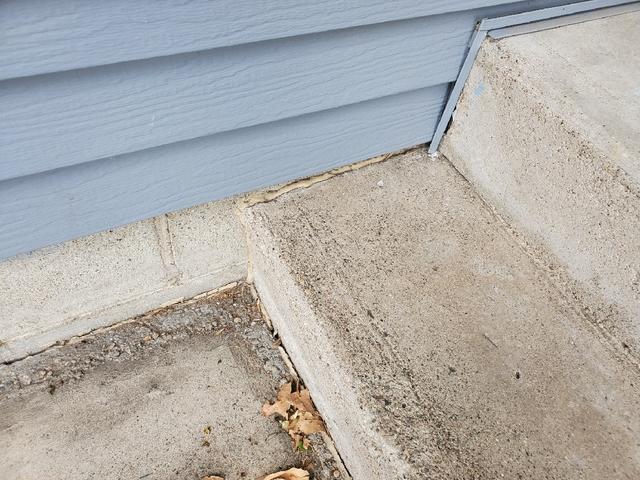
0;284;344;480
246;150;640;479
441;12;640;360
0;198;247;364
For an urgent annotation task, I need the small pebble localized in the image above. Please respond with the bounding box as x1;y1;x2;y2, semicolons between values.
377;180;384;188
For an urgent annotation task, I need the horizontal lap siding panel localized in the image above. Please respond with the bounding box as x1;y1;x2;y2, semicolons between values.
0;0;525;79
0;0;574;181
0;86;446;260
0;14;472;181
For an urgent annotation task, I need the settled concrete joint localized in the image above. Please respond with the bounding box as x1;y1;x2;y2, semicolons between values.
0;141;412;364
153;214;183;286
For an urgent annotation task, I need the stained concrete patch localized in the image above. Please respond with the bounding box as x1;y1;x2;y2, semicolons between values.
246;149;640;479
0;284;344;480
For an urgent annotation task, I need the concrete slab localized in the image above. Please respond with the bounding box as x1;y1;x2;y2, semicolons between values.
0;284;345;480
441;12;640;359
0;197;247;363
245;149;640;479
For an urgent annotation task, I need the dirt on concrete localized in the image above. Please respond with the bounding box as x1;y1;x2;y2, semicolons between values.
246;148;640;479
0;283;346;480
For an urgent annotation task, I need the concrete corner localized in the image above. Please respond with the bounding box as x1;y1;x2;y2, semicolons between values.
0;284;345;479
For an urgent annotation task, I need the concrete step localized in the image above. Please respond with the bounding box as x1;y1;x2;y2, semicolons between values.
441;10;640;361
245;150;640;479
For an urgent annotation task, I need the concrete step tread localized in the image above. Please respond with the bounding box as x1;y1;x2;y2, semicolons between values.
246;150;640;479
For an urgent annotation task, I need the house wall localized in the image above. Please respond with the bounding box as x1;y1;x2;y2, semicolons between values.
0;0;577;260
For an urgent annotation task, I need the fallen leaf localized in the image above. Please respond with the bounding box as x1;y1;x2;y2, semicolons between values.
261;382;292;418
201;476;224;480
262;382;325;451
261;467;309;480
295;413;324;435
289;389;315;413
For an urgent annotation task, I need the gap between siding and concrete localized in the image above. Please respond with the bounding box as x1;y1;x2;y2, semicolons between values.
0;0;583;262
0;145;417;365
0;86;447;261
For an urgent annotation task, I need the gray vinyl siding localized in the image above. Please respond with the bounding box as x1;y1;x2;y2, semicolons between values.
0;0;578;259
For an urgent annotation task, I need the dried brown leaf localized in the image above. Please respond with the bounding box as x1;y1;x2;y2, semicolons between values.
261;400;289;418
277;382;293;400
289;389;316;414
261;467;309;480
296;413;324;435
201;476;224;480
262;382;325;451
262;382;293;417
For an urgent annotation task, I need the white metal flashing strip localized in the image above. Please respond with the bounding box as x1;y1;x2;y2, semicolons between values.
427;0;640;154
